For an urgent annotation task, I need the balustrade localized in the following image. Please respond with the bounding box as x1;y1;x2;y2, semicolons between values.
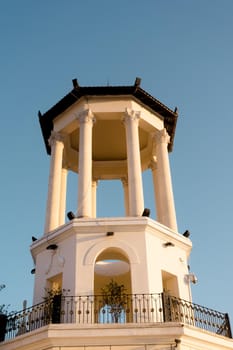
2;293;231;342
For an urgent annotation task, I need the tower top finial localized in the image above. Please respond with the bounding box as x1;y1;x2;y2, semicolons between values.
72;78;79;89
134;77;141;87
174;106;179;115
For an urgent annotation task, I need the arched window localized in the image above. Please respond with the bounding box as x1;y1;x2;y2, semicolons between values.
94;248;132;324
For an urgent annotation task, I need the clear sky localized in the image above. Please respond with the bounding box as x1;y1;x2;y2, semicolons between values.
1;0;233;322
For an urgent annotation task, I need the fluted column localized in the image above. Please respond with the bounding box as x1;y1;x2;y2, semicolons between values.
92;179;98;218
77;109;95;218
122;108;144;216
121;177;129;216
44;131;65;233
59;167;68;225
154;128;177;231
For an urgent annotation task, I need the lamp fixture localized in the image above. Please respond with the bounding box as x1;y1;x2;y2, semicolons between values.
31;268;36;274
175;339;181;347
67;211;76;220
163;242;175;247
46;244;58;250
142;208;150;217
106;231;114;236
187;273;198;284
183;230;190;238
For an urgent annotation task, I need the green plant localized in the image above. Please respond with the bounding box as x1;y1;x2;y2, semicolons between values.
0;304;9;315
44;287;70;300
0;284;9;342
0;285;9;315
43;288;70;324
44;287;62;299
101;279;127;323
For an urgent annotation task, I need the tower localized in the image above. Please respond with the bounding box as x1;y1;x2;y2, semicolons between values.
1;78;233;350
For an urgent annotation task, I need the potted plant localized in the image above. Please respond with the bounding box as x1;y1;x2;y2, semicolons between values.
0;285;9;342
101;279;127;323
44;287;62;324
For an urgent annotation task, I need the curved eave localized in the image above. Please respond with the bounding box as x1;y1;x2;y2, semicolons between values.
38;85;178;155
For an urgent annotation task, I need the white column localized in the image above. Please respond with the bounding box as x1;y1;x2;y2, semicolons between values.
77;109;95;218
92;179;98;218
150;160;162;221
44;131;65;234
59;167;68;225
154;128;177;231
121;177;129;216
122;108;144;216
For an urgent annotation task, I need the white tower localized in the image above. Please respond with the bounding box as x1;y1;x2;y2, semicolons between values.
1;78;233;350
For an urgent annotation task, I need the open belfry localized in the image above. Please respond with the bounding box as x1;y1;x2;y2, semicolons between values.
1;78;233;350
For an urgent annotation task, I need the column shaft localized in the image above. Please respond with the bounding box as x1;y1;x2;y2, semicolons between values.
154;128;177;231
92;180;98;218
59;167;68;225
44;132;64;233
77;109;95;217
122;177;129;216
123;108;144;216
151;161;162;221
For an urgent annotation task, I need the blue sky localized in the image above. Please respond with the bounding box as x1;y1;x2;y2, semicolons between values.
1;0;233;321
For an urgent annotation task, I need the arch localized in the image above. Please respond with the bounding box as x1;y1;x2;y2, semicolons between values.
83;238;140;266
94;245;133;323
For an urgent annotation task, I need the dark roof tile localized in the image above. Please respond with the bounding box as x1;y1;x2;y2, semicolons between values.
39;81;178;154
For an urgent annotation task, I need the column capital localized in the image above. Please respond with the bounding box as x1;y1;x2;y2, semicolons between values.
122;108;140;125
48;131;66;147
78;109;96;125
154;128;170;145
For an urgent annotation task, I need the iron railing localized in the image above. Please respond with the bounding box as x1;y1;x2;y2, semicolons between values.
2;293;232;342
162;294;232;338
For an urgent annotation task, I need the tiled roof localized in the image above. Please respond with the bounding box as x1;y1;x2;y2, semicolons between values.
39;78;178;154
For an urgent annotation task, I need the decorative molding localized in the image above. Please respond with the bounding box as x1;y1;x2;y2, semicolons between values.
155;128;170;145
45;249;65;275
78;109;96;125
122;108;141;125
83;238;140;266
48;131;66;147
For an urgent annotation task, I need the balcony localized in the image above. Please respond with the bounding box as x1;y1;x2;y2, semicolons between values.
1;293;232;342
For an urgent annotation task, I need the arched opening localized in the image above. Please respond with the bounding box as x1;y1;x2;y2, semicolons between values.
94;248;132;323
